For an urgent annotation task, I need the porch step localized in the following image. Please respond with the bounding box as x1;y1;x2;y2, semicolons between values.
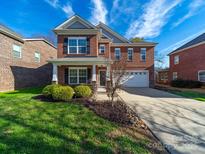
97;87;106;93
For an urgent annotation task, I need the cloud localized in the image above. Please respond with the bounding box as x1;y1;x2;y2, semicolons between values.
90;0;108;25
173;0;205;27
45;0;74;17
125;0;182;39
110;0;139;24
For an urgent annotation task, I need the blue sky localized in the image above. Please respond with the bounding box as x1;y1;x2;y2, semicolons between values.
1;0;205;67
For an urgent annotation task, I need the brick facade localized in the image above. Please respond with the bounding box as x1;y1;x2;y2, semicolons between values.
169;43;205;82
0;33;57;91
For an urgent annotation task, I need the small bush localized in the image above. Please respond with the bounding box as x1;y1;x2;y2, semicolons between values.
42;84;60;97
74;85;92;98
171;79;202;88
52;85;74;101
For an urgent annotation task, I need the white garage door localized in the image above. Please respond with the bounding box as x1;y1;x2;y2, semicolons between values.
122;70;149;87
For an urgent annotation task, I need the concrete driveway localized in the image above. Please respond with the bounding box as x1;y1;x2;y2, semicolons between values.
118;88;205;154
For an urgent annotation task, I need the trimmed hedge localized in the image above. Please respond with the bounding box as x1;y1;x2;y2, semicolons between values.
171;79;202;88
42;84;74;101
74;85;92;98
52;86;74;101
42;84;60;97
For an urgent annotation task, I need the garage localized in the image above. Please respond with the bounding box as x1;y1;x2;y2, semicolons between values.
122;70;149;87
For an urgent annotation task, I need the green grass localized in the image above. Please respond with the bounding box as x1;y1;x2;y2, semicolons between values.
0;87;151;154
171;91;205;102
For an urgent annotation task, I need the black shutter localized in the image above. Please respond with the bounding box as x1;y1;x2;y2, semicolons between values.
87;38;90;54
87;68;91;83
64;68;68;84
63;38;68;54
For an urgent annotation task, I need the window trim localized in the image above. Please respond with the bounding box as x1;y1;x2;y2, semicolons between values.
114;48;121;60
174;55;179;65
34;51;41;63
67;37;87;54
99;44;105;54
127;48;133;61
173;72;178;80
198;70;205;82
140;48;146;62
12;44;22;58
68;67;87;84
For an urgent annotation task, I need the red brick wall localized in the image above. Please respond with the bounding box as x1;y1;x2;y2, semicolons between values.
0;33;57;91
98;42;110;58
57;35;98;58
169;44;205;82
110;46;155;87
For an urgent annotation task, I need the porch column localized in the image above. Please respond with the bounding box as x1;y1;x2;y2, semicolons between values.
106;64;111;81
92;64;96;81
92;64;97;93
52;63;58;84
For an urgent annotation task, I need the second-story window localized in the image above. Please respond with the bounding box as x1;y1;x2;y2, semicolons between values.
174;55;179;64
114;48;121;60
34;52;41;63
13;44;22;58
99;44;105;54
68;37;87;54
140;48;146;62
127;48;133;61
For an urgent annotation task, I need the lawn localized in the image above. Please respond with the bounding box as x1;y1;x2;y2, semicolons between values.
171;91;205;102
0;87;154;154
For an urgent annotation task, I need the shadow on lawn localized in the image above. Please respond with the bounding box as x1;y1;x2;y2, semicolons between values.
4;87;43;95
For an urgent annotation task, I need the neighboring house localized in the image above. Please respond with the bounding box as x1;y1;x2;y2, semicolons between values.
156;69;169;84
0;24;57;91
48;15;156;89
168;33;205;83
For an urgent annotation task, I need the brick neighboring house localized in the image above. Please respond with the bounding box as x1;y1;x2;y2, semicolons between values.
168;33;205;83
48;15;156;89
0;24;57;91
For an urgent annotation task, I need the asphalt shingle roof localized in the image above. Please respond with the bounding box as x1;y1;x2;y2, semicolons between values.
169;33;205;55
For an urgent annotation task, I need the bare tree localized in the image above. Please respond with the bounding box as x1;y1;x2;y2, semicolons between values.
108;59;128;103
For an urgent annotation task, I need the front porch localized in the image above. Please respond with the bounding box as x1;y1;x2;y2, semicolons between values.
48;57;112;91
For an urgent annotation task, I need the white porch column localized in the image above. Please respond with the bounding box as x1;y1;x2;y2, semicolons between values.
106;64;111;81
92;64;96;81
52;63;58;83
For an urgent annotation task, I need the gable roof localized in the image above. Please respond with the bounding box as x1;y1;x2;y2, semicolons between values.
0;24;24;42
97;22;130;43
23;38;56;49
54;15;97;30
169;33;205;55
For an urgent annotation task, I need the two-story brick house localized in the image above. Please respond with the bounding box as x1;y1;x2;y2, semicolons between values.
168;33;205;83
0;24;57;91
48;15;156;89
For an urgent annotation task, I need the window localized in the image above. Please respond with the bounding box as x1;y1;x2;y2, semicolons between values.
173;72;178;80
34;52;40;63
69;68;87;84
174;55;179;64
114;48;121;60
198;71;205;82
140;48;146;62
68;37;87;54
127;48;133;61
99;44;105;54
13;44;21;58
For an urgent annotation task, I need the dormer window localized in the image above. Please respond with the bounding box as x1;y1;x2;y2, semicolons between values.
68;37;87;54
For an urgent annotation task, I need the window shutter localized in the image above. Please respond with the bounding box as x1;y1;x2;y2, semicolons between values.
63;38;68;54
87;68;91;83
64;68;68;84
87;38;90;54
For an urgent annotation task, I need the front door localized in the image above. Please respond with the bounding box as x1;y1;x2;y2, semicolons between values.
99;70;106;87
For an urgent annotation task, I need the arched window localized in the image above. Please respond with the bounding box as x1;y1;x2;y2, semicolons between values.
198;71;205;82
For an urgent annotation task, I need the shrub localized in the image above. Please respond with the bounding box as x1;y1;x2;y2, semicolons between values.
52;85;74;101
171;79;202;88
74;85;92;98
42;84;60;97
